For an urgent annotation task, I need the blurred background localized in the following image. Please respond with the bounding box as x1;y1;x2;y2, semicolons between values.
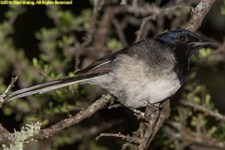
0;0;225;149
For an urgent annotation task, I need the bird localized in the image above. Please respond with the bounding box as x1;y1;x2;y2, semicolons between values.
8;29;213;108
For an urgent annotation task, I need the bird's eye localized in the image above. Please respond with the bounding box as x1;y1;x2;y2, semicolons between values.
178;35;188;42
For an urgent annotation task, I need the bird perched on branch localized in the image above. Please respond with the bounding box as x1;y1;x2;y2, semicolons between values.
9;29;212;108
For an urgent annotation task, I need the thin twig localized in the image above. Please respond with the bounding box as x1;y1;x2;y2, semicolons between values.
136;5;192;41
75;0;103;68
96;132;141;144
148;99;170;145
112;19;128;46
138;99;170;150
180;100;225;122
0;76;18;108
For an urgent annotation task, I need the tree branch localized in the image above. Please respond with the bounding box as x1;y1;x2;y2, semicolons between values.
0;76;18;108
26;94;112;140
185;0;216;32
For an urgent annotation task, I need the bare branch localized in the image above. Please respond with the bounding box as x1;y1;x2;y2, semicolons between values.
0;76;18;108
112;19;128;46
138;99;170;150
96;132;141;144
185;0;216;32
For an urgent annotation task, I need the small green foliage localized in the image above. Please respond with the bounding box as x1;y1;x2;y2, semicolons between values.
52;128;76;149
192;47;212;62
198;48;212;58
209;126;217;135
61;10;76;26
24;116;38;122
205;94;211;105
0;21;14;36
35;28;59;41
190;114;207;127
4;100;30;116
0;78;6;93
42;119;49;126
32;58;38;67
106;38;123;49
120;0;127;5
173;110;183;122
221;0;225;15
58;35;74;48
5;5;26;19
189;72;196;80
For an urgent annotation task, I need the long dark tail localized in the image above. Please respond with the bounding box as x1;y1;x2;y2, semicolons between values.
8;76;91;101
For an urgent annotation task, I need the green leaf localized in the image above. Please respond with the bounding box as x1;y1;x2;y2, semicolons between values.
205;94;211;105
42;119;49;126
106;38;122;49
32;58;38;67
209;126;217;135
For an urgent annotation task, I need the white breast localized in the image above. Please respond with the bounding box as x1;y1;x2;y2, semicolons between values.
109;54;180;108
88;53;181;108
121;72;181;107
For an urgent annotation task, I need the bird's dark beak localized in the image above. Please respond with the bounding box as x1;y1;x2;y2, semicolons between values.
190;40;214;48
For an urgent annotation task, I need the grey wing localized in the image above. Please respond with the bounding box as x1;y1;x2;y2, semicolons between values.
75;59;113;76
75;47;129;76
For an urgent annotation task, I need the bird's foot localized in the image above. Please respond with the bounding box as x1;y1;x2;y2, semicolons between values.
129;108;145;120
144;101;160;122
